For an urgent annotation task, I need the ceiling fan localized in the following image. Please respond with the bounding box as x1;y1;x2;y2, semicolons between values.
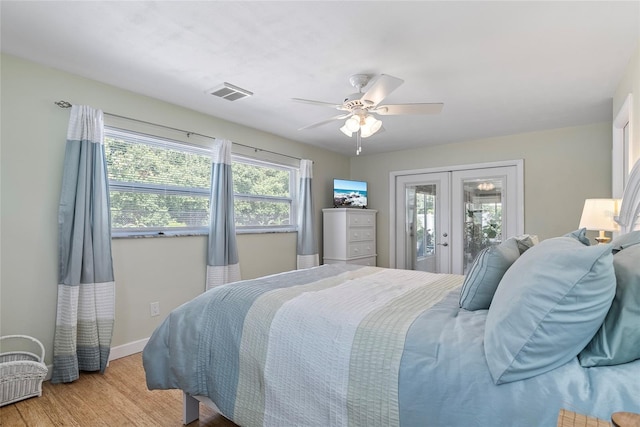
293;74;443;155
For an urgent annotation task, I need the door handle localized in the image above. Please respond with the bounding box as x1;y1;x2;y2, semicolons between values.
437;242;449;247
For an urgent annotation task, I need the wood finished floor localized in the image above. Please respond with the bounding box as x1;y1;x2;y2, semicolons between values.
0;352;239;426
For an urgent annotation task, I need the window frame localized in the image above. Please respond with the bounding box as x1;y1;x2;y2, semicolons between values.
104;126;299;238
231;154;298;234
613;93;634;198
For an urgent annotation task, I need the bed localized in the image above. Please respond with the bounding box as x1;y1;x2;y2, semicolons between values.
143;165;640;427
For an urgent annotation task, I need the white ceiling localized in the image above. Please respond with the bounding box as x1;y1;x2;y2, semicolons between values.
1;1;639;156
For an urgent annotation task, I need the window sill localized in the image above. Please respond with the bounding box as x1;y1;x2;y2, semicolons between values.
111;228;297;238
111;231;208;239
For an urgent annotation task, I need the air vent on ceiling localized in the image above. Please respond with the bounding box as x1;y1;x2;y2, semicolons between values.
208;82;253;101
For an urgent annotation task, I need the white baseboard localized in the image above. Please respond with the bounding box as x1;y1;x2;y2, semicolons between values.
43;337;149;382
109;337;149;361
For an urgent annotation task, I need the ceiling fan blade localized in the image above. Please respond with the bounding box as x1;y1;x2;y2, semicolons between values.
298;113;352;130
360;75;404;107
292;98;346;110
374;103;444;115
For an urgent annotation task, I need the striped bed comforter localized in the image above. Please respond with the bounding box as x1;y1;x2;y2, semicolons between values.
143;264;640;427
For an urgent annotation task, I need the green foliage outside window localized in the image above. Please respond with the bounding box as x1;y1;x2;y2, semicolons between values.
104;128;296;235
232;162;292;227
105;135;211;230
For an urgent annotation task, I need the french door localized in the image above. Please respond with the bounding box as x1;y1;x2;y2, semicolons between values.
396;172;451;273
394;164;522;274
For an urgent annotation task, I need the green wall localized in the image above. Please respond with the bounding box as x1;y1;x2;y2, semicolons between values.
0;54;349;364
350;123;613;267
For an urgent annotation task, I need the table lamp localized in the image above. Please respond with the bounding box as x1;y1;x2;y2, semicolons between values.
578;198;621;244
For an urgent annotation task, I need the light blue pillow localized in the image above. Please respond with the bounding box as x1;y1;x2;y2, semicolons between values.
579;244;640;366
484;237;615;384
610;230;640;253
564;228;591;246
459;238;521;311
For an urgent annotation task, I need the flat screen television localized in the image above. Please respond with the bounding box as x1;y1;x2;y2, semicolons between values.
333;179;368;208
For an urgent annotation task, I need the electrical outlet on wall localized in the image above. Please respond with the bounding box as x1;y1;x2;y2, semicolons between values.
150;302;160;317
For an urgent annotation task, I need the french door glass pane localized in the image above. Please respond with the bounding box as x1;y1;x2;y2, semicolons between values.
463;178;503;274
406;183;439;273
415;186;436;259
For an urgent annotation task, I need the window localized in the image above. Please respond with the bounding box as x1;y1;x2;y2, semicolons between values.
232;156;296;232
104;127;297;237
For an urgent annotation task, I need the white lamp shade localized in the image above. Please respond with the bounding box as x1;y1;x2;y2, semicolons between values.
579;198;621;232
345;116;361;132
360;115;382;138
339;124;353;137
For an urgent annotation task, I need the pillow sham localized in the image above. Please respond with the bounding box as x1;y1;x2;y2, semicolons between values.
579;244;640;367
484;237;615;384
459;238;521;311
610;230;640;253
564;228;591;246
514;234;538;254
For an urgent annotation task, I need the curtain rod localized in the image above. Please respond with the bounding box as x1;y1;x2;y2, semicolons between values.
54;100;303;162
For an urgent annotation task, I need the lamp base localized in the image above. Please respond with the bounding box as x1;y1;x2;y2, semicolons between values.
595;230;611;244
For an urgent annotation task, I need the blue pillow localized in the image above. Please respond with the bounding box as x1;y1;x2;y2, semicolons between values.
610;230;640;253
459;238;521;311
484;237;615;384
579;244;640;366
564;228;591;246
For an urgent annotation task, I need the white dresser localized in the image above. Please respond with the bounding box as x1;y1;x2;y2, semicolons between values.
322;208;377;266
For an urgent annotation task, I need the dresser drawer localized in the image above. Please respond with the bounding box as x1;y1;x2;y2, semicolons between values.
348;227;374;242
323;256;377;266
346;256;377;266
348;242;375;258
348;212;375;227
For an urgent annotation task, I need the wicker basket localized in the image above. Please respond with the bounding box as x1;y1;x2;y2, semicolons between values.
0;335;48;406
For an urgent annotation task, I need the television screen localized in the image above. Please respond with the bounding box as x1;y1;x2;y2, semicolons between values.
333;179;368;208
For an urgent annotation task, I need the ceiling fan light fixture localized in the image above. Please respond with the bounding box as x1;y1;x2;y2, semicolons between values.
339;124;353;137
360;127;373;138
345;116;361;132
366;115;382;131
360;115;382;138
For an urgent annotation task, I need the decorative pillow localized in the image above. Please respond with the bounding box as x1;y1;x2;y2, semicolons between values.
564;228;591;246
514;234;538;254
610;230;640;253
459;238;521;311
579;244;640;366
484;237;615;384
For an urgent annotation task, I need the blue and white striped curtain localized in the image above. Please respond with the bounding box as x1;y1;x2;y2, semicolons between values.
297;159;319;269
52;105;115;383
206;139;241;290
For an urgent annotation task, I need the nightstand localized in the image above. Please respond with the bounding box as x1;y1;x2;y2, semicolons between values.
611;412;640;427
557;409;611;427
